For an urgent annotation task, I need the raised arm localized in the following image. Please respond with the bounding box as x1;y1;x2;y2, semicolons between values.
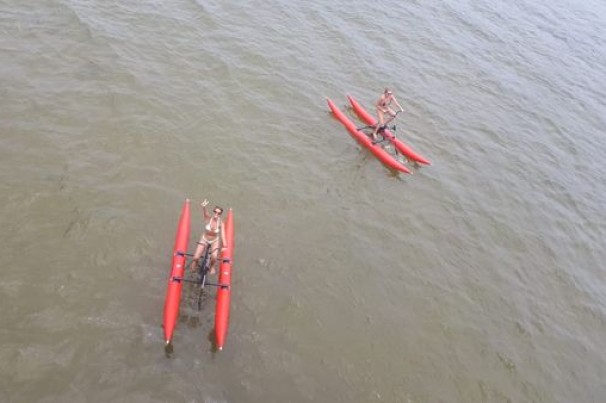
200;199;210;220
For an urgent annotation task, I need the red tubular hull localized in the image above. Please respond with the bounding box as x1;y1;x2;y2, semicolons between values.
163;199;191;345
326;98;411;174
215;209;234;350
347;95;431;165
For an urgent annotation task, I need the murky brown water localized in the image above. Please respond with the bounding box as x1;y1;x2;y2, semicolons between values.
1;0;605;401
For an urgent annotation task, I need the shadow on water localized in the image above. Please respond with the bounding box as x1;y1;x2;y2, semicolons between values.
164;341;173;358
207;328;219;356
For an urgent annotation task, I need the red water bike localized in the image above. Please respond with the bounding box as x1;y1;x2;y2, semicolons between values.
162;199;235;354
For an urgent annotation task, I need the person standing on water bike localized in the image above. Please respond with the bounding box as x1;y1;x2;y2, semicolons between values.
191;199;226;275
371;88;404;142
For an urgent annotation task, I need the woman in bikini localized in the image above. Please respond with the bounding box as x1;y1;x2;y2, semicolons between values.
371;88;404;141
190;199;226;275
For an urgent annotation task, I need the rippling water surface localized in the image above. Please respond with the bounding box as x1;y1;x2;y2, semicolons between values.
1;0;605;401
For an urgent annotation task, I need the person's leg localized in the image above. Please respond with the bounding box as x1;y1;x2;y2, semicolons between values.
190;239;208;271
372;109;385;140
383;109;397;126
209;244;220;275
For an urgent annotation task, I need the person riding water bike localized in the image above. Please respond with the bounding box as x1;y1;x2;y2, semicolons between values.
190;199;226;275
371;88;404;142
